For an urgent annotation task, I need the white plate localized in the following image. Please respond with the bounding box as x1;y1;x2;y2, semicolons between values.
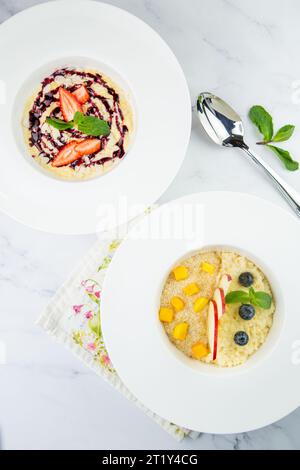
101;192;300;434
0;0;191;234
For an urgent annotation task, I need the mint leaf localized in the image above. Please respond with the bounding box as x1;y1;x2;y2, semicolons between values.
249;105;273;142
74;112;110;137
267;145;299;171
225;291;250;304
254;292;272;309
248;287;272;309
273;125;295;142
46;117;74;130
252;291;272;309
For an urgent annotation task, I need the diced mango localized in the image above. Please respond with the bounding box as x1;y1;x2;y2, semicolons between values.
173;322;189;340
173;266;189;281
201;262;215;274
171;296;185;312
183;283;200;296
159;307;174;323
191;342;209;359
193;296;209;313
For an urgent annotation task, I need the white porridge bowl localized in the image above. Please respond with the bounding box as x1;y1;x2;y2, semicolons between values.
0;0;191;234
156;245;284;377
101;192;300;434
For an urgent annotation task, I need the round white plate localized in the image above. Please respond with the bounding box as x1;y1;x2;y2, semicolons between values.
101;192;300;434
0;1;191;234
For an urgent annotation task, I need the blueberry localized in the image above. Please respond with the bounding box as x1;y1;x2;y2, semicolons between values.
234;331;249;346
239;304;255;320
238;272;254;287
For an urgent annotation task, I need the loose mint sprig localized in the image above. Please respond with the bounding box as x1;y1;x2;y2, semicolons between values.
46;112;110;137
249;105;298;171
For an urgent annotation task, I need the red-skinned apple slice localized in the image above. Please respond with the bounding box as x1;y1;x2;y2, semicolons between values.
214;273;232;318
208;300;218;360
219;273;232;292
214;287;225;319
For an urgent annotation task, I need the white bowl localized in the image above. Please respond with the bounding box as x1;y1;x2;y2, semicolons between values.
155;244;285;379
0;1;191;234
101;192;300;433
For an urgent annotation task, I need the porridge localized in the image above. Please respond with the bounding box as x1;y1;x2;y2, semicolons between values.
159;250;275;367
22;67;133;180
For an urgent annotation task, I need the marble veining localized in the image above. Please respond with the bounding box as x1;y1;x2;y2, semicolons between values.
0;0;300;450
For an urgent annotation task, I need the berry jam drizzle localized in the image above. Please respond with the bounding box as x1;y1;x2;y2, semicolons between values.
28;68;130;169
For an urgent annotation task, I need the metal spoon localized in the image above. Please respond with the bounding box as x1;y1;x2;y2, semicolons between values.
197;92;300;218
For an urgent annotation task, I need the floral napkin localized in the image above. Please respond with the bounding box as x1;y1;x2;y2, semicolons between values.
37;219;199;442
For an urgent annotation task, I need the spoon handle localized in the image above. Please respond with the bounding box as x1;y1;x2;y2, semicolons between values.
241;145;300;218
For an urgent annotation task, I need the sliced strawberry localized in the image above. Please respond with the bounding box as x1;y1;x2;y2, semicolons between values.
52;141;81;167
75;139;101;155
73;85;90;104
59;87;82;122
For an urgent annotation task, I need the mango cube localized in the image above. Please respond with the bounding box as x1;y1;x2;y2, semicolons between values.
193;296;209;313
171;296;185;312
173;266;189;281
201;262;215;274
173;322;189;340
191;342;209;359
183;283;200;296
159;307;174;323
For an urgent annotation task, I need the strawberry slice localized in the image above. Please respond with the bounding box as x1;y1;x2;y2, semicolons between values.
52;141;81;167
75;139;101;155
59;87;82;121
73;85;90;104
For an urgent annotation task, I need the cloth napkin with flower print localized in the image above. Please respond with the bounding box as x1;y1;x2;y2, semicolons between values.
37;223;199;442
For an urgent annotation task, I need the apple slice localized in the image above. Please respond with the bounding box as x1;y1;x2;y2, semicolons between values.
214;287;225;319
214;273;232;318
208;300;218;360
219;273;232;292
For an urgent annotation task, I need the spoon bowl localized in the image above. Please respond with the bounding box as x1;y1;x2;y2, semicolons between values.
197;92;245;147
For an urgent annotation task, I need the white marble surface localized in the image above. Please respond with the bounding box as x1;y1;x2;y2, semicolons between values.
0;0;300;450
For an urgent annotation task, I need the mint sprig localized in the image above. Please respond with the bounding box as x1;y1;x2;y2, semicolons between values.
225;287;272;310
46;112;110;137
249;105;298;171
